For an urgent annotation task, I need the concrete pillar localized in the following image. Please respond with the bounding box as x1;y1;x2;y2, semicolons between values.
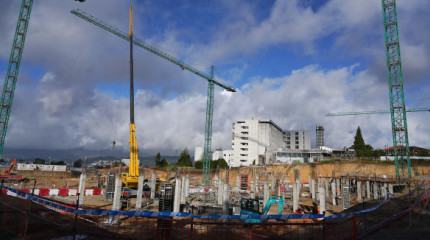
336;179;341;198
173;178;182;212
185;175;189;197
223;183;229;214
293;182;298;212
150;171;156;200
218;179;223;205
318;186;326;214
65;181;69;188
380;183;386;198
136;176;144;209
367;181;371;199
78;173;86;204
311;179;316;200
276;180;281;196
325;179;329;198
389;184;394;194
384;183;388;197
112;177;122;210
357;181;362;202
181;176;186;204
373;182;378;199
308;176;312;188
331;181;336;206
264;179;269;207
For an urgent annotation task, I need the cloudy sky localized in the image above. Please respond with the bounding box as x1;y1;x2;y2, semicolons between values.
0;0;429;156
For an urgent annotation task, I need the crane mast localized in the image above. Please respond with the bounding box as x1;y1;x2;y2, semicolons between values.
123;6;139;188
0;0;33;159
381;0;411;178
71;9;236;188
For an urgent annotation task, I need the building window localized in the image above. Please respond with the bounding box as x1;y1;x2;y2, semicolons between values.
241;142;248;146
295;136;299;140
295;145;299;149
241;126;249;129
240;154;248;156
295;141;299;144
241;132;249;134
240;160;247;162
286;141;290;144
241;137;248;140
295;132;299;136
240;148;248;151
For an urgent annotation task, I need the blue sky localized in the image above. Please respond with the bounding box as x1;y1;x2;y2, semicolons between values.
0;0;429;156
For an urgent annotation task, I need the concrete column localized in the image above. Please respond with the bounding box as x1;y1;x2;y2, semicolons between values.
373;182;378;199
185;175;189;197
264;179;269;207
367;181;371;199
325;179;329;198
331;181;336;206
112;177;122;210
381;183;386;198
308;176;312;188
293;182;298;212
336;179;341;198
319;186;326;214
150;171;156;200
389;184;394;194
223;183;229;214
78;173;86;204
136;176;144;209
384;183;388;197
173;178;182;212
181;176;186;204
311;179;316;200
357;181;362;202
218;179;223;205
276;180;281;196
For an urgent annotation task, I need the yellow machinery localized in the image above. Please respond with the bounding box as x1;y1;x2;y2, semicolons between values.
121;6;139;188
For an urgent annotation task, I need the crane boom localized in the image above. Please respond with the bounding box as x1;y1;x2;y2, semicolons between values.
326;108;430;117
70;9;236;92
0;0;33;158
71;9;236;187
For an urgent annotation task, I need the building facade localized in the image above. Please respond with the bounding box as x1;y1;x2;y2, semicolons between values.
284;130;311;150
231;119;284;167
316;125;325;148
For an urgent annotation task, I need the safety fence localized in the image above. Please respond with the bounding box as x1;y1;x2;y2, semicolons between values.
0;180;428;239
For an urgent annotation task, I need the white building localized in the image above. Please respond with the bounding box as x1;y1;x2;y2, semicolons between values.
231;119;284;167
212;148;223;160
284;130;311;150
194;147;204;162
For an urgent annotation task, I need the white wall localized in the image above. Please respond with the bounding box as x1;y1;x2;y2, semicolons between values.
194;146;204;162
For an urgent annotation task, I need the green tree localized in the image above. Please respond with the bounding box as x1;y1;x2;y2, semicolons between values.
216;158;228;169
34;158;46;164
155;152;161;167
160;158;169;167
194;161;203;169
417;149;430;157
176;148;193;167
73;159;82;168
51;161;66;165
351;127;374;157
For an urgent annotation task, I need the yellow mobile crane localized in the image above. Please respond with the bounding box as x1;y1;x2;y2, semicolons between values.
121;6;139;188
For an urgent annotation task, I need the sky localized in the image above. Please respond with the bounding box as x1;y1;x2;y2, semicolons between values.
0;0;429;156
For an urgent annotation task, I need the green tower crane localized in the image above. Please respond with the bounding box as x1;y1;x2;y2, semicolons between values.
0;0;33;159
71;9;236;187
382;0;411;178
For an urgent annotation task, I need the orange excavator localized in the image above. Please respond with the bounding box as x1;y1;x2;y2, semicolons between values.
0;159;22;181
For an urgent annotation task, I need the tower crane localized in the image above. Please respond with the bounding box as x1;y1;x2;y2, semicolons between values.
0;0;33;159
326;108;430;117
328;0;416;179
71;9;236;187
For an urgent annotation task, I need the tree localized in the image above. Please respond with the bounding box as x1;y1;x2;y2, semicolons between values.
34;158;46;164
160;158;168;167
155;152;161;167
176;148;193;167
51;161;66;165
216;158;228;169
351;127;374;157
73;159;82;168
194;161;203;169
417;149;430;157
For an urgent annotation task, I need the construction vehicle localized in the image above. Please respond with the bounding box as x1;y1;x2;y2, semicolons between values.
0;159;23;182
240;196;284;223
120;6;139;189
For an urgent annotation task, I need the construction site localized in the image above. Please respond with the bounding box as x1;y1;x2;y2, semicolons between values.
1;0;430;239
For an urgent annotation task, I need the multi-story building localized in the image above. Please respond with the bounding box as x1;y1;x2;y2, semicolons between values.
283;130;311;150
231;119;284;167
316;125;325;148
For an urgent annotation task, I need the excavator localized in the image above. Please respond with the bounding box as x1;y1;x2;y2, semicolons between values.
0;159;23;181
240;196;284;223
